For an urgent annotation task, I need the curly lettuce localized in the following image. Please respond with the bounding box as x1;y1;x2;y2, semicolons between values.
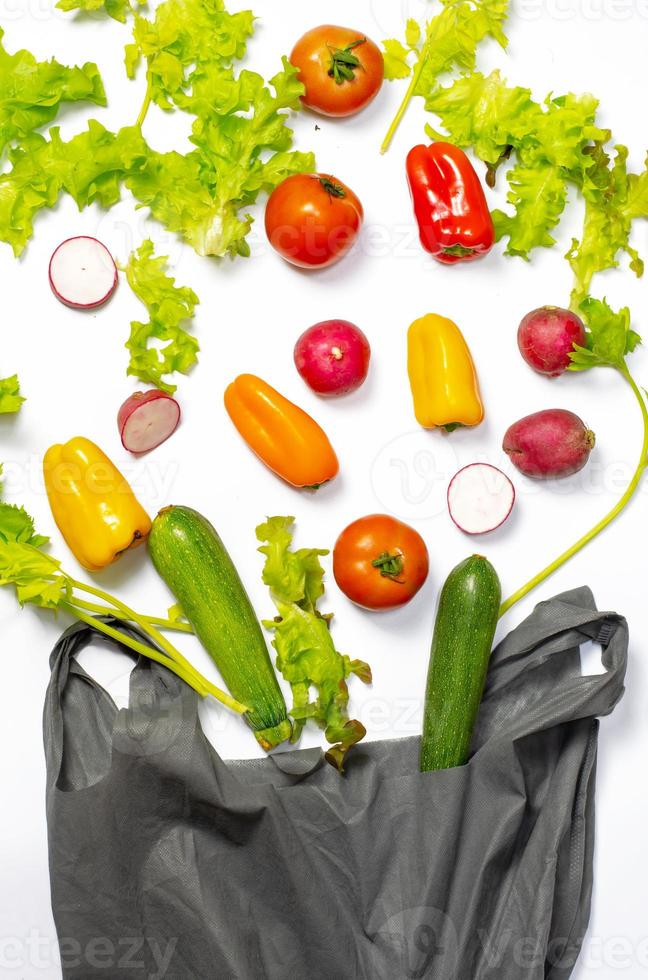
256;517;371;772
124;240;199;393
0;29;105;157
0;375;24;414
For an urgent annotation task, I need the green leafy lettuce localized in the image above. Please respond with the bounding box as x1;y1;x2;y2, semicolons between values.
56;0;140;23
256;517;371;772
0;375;24;414
128;59;314;258
0;478;68;608
126;0;254;113
1;0;314;260
124;240;199;393
0;29;105;158
567;145;648;307
382;0;509;88
569;297;642;372
0;123;147;256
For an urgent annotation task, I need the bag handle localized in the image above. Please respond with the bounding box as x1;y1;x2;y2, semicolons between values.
476;586;628;751
44;618;197;792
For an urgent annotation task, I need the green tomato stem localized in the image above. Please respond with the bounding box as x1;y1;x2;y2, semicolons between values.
499;364;648;617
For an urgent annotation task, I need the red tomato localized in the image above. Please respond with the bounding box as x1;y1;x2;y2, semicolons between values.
333;515;429;611
291;25;385;118
265;173;363;269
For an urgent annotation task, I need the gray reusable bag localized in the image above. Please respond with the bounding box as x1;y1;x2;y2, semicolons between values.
43;586;627;980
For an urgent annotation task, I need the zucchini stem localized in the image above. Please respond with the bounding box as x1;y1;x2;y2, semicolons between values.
499;365;648;617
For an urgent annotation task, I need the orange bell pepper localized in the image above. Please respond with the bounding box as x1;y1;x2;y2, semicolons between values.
43;437;152;571
224;374;339;488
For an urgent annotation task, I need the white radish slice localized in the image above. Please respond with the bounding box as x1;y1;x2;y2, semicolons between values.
118;391;181;455
448;463;515;535
49;236;118;309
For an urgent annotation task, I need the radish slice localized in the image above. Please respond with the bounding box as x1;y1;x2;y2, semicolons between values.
49;237;118;309
118;391;181;454
448;464;515;535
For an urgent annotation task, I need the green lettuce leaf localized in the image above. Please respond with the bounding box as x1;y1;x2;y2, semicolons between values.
128;0;254;111
425;70;535;165
0;488;68;609
569;297;641;371
256;516;371;772
567;145;648;307
492;160;568;256
0;29;106;157
0;123;148;256
0;3;314;264
124;239;199;393
128;59;315;258
56;0;141;24
0;375;24;414
383;0;509;86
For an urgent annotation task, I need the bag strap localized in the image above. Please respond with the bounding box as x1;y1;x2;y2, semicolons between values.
476;586;628;751
43;618;198;792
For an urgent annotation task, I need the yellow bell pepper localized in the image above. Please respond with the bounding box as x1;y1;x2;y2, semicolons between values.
43;437;152;571
408;313;484;430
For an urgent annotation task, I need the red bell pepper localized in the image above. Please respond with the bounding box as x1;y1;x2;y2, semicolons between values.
406;142;495;264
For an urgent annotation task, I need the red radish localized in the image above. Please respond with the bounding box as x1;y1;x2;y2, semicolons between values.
118;391;181;454
448;464;515;535
517;306;586;377
49;237;118;310
503;409;595;479
294;319;371;396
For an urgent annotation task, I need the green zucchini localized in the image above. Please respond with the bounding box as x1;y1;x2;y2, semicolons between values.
149;506;291;750
420;555;501;772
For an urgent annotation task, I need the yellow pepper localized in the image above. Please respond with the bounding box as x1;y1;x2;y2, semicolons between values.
43;437;152;571
408;313;484;430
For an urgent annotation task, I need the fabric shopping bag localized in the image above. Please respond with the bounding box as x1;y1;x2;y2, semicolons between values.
43;586;628;979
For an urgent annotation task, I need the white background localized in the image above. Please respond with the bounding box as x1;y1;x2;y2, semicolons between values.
0;0;647;976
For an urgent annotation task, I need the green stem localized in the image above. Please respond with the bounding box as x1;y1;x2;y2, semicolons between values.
135;70;153;130
60;600;248;714
499;364;648;617
381;49;429;155
70;577;192;670
67;578;247;713
73;596;194;634
60;602;204;693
